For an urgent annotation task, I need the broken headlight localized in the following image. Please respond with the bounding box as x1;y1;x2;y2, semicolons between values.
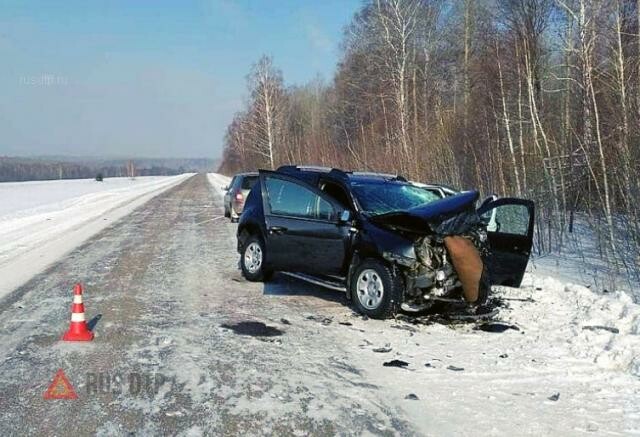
382;251;417;267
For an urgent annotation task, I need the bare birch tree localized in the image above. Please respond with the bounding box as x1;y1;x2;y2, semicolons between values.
246;56;287;169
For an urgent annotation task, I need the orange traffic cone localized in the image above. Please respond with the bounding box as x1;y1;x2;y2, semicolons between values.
62;283;94;341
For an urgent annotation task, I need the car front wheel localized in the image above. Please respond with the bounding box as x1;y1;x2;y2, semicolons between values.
240;234;272;281
350;259;403;319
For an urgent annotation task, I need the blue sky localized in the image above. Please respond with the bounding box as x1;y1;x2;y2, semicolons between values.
0;0;361;159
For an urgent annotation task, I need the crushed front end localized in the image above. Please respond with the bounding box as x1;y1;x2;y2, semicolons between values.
378;203;490;310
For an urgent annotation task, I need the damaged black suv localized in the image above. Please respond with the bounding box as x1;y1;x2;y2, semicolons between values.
237;166;534;319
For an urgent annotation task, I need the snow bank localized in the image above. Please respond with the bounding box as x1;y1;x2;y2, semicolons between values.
0;174;193;297
206;173;231;198
329;271;640;434
558;281;640;376
530;217;639;301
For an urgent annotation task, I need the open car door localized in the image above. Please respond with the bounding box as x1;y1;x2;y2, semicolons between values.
258;170;351;275
477;198;534;287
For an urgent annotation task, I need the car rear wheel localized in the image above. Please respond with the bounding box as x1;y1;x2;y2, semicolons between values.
350;259;402;319
240;234;272;281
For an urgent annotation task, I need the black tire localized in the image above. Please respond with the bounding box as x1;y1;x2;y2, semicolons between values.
240;234;272;281
224;205;230;218
350;258;403;319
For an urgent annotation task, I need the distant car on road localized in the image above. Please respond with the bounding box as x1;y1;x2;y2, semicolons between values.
236;166;534;319
223;172;258;222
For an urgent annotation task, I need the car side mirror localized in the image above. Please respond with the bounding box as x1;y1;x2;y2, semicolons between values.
338;210;352;223
480;194;497;209
222;185;229;191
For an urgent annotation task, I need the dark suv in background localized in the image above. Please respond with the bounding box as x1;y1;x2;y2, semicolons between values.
223;172;258;222
236;166;534;319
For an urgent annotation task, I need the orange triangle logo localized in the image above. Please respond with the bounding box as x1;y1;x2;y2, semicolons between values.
43;369;78;400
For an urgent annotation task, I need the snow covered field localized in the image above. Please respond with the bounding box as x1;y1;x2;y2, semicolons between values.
0;174;193;298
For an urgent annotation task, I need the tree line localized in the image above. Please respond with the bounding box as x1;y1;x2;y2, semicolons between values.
219;0;640;282
0;157;183;182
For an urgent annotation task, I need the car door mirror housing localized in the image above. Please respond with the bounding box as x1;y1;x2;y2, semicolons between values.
480;194;497;209
339;210;352;223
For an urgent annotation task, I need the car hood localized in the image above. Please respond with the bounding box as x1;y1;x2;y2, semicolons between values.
369;190;480;235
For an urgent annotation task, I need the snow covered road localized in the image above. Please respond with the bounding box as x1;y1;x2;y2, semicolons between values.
0;174;193;297
0;173;637;435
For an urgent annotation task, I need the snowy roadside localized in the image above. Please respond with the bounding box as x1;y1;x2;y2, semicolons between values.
528;218;639;303
0;174;194;298
206;172;232;198
203;172;638;433
292;270;640;435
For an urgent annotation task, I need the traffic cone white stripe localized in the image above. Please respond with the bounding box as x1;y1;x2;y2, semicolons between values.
73;295;83;304
71;312;85;322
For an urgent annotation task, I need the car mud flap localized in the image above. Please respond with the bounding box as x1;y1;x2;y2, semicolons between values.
345;252;361;300
443;236;483;303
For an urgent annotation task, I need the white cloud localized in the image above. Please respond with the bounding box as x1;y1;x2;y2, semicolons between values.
304;21;332;54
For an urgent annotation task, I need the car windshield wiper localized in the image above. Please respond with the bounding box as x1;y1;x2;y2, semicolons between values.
368;209;405;218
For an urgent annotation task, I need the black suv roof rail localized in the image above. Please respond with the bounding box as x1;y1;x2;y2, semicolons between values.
348;171;407;182
277;165;332;173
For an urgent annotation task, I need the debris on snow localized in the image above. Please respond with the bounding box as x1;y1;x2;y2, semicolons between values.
582;325;619;334
304;314;333;325
446;365;464;372
475;322;520;333
383;360;409;368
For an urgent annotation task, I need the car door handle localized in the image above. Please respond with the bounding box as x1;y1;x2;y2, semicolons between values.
269;226;288;235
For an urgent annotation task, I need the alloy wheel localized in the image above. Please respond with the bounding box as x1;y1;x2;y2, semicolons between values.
244;242;263;274
356;269;385;310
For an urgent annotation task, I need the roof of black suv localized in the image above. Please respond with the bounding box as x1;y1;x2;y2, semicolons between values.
275;165;407;185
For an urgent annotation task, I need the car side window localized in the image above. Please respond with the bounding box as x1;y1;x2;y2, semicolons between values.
265;176;335;220
483;204;530;235
241;176;258;190
228;176;237;190
320;181;352;209
315;196;334;221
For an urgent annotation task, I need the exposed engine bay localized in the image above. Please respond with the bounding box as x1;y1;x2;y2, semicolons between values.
393;214;490;311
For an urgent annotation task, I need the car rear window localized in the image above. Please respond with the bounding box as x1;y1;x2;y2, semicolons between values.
241;176;258;190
